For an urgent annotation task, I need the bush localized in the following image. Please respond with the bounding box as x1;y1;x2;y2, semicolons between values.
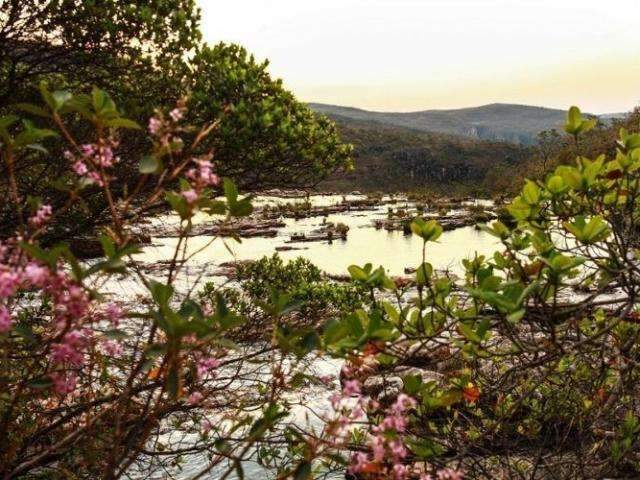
312;108;640;479
199;255;368;341
0;87;335;479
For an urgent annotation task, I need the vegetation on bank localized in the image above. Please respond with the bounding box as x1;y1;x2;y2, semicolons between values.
320;109;639;198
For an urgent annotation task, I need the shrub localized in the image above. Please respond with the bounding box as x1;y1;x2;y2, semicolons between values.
199;255;368;341
0;87;331;479
311;107;640;479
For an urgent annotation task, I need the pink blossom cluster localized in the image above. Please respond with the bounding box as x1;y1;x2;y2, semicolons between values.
196;355;220;380
182;157;220;205
50;371;77;395
0;239;103;395
347;393;417;479
148;104;185;136
332;356;464;480
423;468;465;480
101;339;123;357
64;141;119;186
0;258;54;333
29;204;52;228
102;302;124;327
51;329;89;366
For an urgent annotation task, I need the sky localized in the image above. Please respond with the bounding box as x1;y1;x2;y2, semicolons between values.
199;0;640;114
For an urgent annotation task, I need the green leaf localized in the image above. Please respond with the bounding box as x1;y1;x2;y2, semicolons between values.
149;280;174;306
28;377;54;389
507;309;525;323
458;321;481;343
416;262;433;286
522;180;540;205
92;87;116;115
410;218;442;242
15;103;50;118
223;177;238;204
139;155;161;174
104;117;141;130
293;461;312;480
347;265;368;281
229;198;253;217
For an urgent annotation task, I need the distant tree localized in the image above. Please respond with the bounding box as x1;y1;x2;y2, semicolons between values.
534;128;564;173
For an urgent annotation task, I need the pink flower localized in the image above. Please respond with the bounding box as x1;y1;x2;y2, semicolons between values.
73;160;88;176
24;263;48;287
0;271;21;298
196;356;220;380
437;468;464;480
370;434;385;462
96;145;116;168
348;452;368;474
388;439;408;461
186;159;219;188
101;340;122;357
351;404;365;419
80;144;95;156
86;171;103;186
50;330;87;366
329;392;342;409
51;371;77;395
169;108;184;122
188;391;204;405
182;189;198;204
377;414;406;432
201;419;214;433
29;205;52;228
104;303;123;327
342;379;361;397
391;393;417;414
0;305;13;332
56;284;89;320
393;463;409;479
148;117;162;135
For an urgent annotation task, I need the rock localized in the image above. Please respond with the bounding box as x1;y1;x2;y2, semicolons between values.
362;367;444;405
275;245;307;252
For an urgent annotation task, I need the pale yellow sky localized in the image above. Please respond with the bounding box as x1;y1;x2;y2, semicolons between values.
199;0;640;113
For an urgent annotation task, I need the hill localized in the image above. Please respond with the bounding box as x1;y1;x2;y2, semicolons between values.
309;102;568;144
319;115;533;195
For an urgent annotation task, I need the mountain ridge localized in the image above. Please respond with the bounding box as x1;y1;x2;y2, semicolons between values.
309;102;576;144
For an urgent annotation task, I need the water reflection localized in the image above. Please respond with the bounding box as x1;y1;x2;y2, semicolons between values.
139;195;500;279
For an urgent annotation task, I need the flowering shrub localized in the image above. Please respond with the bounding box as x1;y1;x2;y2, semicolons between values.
0;85;330;479
309;108;640;478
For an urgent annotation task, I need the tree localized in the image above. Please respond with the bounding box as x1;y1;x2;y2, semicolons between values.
0;0;201;107
0;86;328;480
0;6;352;241
187;43;353;190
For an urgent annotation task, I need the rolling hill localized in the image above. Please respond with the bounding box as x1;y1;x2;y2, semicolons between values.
309;102;568;144
318;115;533;194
